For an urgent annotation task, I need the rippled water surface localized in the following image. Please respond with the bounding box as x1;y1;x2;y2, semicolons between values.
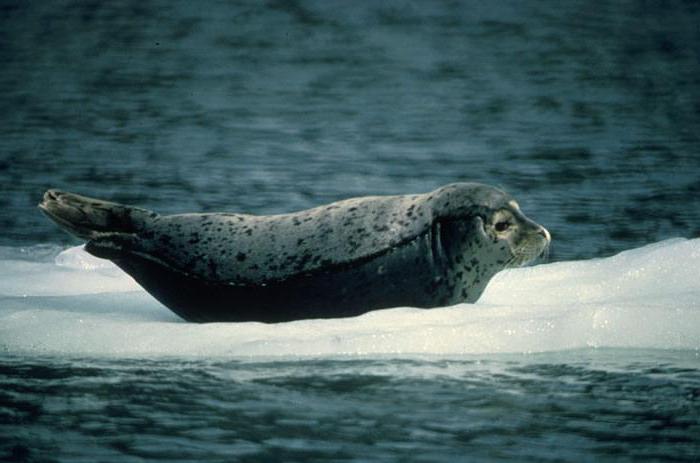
2;0;699;260
3;351;700;462
1;0;700;461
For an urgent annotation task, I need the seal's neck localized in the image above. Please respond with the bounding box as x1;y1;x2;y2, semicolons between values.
437;218;512;303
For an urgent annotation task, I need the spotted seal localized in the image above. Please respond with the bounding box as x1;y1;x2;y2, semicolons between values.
39;183;550;322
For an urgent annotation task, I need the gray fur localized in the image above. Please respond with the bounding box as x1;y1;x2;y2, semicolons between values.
39;182;550;322
131;183;508;283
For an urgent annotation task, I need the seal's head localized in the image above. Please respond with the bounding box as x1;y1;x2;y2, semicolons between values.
481;197;551;267
429;183;550;268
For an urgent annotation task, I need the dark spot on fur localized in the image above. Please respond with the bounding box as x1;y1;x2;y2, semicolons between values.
236;252;247;262
208;259;218;276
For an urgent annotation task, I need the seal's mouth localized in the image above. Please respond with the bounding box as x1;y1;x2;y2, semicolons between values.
507;227;551;268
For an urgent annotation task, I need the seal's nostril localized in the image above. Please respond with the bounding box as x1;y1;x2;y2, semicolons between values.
539;227;551;242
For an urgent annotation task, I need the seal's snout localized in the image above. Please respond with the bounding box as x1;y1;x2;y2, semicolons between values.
538;227;551;243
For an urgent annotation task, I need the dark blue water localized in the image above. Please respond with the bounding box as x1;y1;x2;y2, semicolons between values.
2;0;699;259
1;0;700;461
2;351;700;462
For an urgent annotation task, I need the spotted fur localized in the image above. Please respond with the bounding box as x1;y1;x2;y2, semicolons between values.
39;183;549;322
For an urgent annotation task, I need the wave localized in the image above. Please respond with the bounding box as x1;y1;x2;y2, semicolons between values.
1;239;698;358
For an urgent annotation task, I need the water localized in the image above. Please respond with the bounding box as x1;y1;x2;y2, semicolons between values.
2;0;699;260
1;0;700;461
2;352;699;462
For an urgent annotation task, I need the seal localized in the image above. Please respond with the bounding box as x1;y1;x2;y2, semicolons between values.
39;183;550;323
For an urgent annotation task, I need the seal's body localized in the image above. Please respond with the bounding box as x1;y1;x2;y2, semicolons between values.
39;183;550;322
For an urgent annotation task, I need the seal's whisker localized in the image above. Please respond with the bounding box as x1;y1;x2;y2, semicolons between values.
510;241;544;267
505;254;522;269
542;243;551;263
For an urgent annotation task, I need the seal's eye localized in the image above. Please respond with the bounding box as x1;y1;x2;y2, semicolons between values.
494;221;511;232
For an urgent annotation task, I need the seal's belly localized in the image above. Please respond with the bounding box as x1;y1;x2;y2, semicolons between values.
113;232;453;323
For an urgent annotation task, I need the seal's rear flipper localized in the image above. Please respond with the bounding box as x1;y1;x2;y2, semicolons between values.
85;235;141;260
38;189;157;241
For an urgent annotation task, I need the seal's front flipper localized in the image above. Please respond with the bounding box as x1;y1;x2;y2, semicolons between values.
38;189;157;240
